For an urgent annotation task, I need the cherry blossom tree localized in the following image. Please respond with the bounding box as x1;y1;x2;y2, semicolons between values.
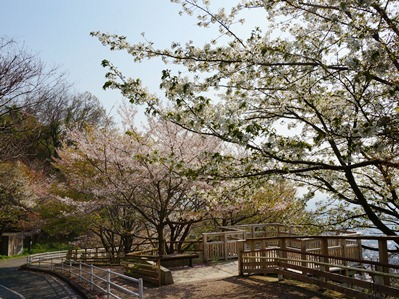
0;161;40;240
207;179;310;228
54;111;221;254
92;1;399;236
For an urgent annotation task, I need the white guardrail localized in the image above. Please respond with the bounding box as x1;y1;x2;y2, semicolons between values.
26;251;143;299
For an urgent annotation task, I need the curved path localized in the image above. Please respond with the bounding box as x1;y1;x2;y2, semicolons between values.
145;260;336;298
0;257;82;299
172;260;239;283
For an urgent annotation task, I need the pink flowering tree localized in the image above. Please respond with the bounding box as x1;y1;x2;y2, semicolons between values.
55;111;221;255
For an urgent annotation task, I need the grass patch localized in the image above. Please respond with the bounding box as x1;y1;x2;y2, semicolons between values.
0;241;70;260
25;241;70;255
0;254;14;260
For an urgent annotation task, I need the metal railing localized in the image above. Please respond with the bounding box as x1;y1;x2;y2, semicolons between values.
26;251;143;298
27;250;68;265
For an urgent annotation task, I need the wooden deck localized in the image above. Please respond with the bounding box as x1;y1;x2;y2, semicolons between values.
202;224;399;298
239;235;399;298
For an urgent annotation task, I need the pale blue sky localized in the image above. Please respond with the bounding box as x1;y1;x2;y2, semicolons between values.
1;0;211;117
2;2;322;206
2;0;268;125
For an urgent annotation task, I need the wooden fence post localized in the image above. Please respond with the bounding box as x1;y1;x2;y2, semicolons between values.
377;238;390;287
278;238;287;281
321;238;329;272
248;239;255;251
238;240;244;276
203;234;208;263
340;237;349;277
319;238;329;284
356;238;362;260
301;239;307;275
224;233;228;261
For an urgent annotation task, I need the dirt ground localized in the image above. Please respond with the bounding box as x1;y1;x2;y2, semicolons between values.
138;260;347;299
143;275;346;299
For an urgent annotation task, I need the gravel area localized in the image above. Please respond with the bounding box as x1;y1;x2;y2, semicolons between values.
143;275;343;299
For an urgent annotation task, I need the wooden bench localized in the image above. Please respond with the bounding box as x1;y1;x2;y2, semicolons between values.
122;257;162;286
160;253;200;267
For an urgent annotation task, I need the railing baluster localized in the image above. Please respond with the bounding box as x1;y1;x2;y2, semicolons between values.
138;278;143;299
106;270;111;299
223;233;228;261
90;265;94;291
24;250;143;298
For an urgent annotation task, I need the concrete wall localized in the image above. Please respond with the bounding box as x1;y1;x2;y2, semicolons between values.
0;233;24;256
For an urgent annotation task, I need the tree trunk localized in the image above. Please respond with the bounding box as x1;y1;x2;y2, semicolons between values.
157;226;165;256
345;169;398;239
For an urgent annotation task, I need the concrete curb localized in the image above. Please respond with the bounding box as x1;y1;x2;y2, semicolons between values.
19;264;92;299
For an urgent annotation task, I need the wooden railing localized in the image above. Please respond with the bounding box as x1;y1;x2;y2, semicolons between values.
239;235;399;298
203;223;298;261
67;241;202;263
203;230;246;261
67;247;123;264
220;223;297;238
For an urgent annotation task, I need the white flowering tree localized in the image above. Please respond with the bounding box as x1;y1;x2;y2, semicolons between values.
92;0;399;236
55;112;221;255
207;179;310;228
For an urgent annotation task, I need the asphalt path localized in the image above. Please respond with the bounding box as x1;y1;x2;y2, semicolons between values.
0;257;83;299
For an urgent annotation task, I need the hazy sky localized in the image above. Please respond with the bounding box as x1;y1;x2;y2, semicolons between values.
1;0;213;119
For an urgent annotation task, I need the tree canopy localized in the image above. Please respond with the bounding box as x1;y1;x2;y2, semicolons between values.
0;161;40;237
54;112;222;254
0;37;111;244
92;0;399;235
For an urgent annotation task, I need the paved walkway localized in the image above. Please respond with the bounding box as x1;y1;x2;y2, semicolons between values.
172;260;239;283
0;257;83;299
145;260;336;299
